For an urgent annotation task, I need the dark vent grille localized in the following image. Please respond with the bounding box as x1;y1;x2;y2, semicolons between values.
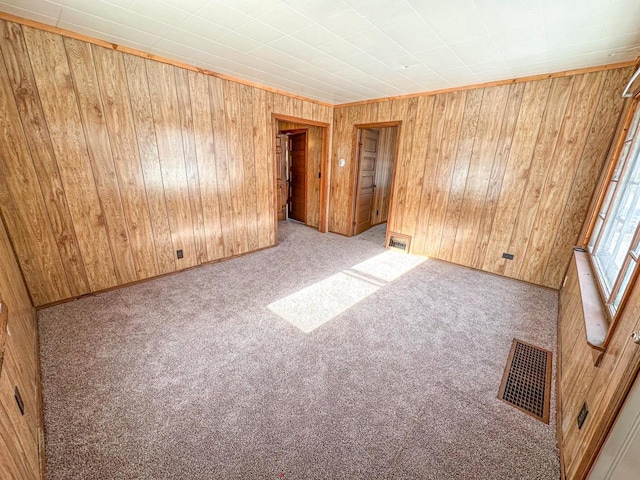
388;233;411;252
498;339;552;423
389;237;407;250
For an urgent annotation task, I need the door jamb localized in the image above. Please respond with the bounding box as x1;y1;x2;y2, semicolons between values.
350;121;402;244
272;114;331;244
280;129;308;224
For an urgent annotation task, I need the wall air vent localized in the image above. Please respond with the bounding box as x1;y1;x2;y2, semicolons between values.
387;232;411;253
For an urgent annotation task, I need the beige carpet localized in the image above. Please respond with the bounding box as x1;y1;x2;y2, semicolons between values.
38;221;560;479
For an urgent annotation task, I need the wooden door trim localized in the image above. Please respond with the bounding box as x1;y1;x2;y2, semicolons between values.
349;122;402;240
352;129;363;236
272;114;330;237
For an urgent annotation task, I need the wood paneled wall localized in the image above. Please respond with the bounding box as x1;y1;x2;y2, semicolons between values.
0;20;332;306
559;254;640;479
330;67;632;288
278;121;323;228
0;215;42;479
371;127;397;226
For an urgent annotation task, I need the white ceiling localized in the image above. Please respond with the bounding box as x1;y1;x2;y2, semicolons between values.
2;0;640;104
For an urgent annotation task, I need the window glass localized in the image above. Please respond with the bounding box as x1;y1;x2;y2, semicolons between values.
590;103;640;315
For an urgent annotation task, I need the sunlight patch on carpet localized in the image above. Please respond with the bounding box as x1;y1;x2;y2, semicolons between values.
351;250;427;282
268;250;427;333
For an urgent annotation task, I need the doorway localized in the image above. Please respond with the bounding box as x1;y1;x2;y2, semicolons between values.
352;125;399;242
283;130;307;223
274;116;329;235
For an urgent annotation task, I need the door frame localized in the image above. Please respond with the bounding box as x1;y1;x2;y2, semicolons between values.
350;121;402;245
280;129;308;224
272;114;330;241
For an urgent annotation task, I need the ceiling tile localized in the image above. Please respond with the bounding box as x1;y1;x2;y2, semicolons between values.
449;35;503;67
282;0;349;22
58;7;161;45
57;19;157;51
408;0;490;43
51;0;173;37
345;29;407;58
294;23;342;48
235;20;284;44
170;15;232;43
0;1;59;25
474;0;542;32
344;0;409;27
412;46;466;72
216;30;262;52
192;0;253;28
265;36;310;56
319;8;372;37
129;0;191;26
492;25;547;62
257;3;313;33
1;0;61;18
214;0;276;17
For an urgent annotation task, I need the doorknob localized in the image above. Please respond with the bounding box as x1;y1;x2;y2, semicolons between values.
632;331;640;345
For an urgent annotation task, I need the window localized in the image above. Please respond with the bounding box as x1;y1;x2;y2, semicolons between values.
588;102;640;317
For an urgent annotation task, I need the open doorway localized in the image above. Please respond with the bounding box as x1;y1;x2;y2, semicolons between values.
277;128;308;223
352;124;399;246
274;116;329;238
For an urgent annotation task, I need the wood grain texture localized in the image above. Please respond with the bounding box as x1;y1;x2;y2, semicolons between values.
146;59;197;269
92;45;159;280
65;37;137;285
330;67;632;288
0;19;332;306
0;21;89;299
123;53;176;275
559;253;640;479
0;216;42;479
0;30;71;305
23;26;118;292
188;70;224;261
175;68;208;265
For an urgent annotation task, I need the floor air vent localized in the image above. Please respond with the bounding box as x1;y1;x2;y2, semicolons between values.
498;339;552;423
387;232;411;252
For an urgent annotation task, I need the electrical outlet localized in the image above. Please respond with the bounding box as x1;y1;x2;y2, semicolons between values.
502;252;514;260
176;249;183;259
577;402;589;429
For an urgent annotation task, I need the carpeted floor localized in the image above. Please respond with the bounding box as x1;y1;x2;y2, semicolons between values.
38;221;560;479
356;222;387;246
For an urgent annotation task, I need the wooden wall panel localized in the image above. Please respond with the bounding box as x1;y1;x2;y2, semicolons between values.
0;19;332;306
92;46;159;280
0;33;71;305
65;37;138;285
330;67;631;288
123;53;176;275
175;68;208;266
559;254;640;479
23;26;118;293
146;60;198;269
0;21;89;299
207;76;236;258
0;216;42;479
188;70;224;261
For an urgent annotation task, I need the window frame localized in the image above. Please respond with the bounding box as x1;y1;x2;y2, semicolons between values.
585;97;640;327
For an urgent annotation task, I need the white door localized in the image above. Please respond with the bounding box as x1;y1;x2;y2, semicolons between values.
589;370;640;479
